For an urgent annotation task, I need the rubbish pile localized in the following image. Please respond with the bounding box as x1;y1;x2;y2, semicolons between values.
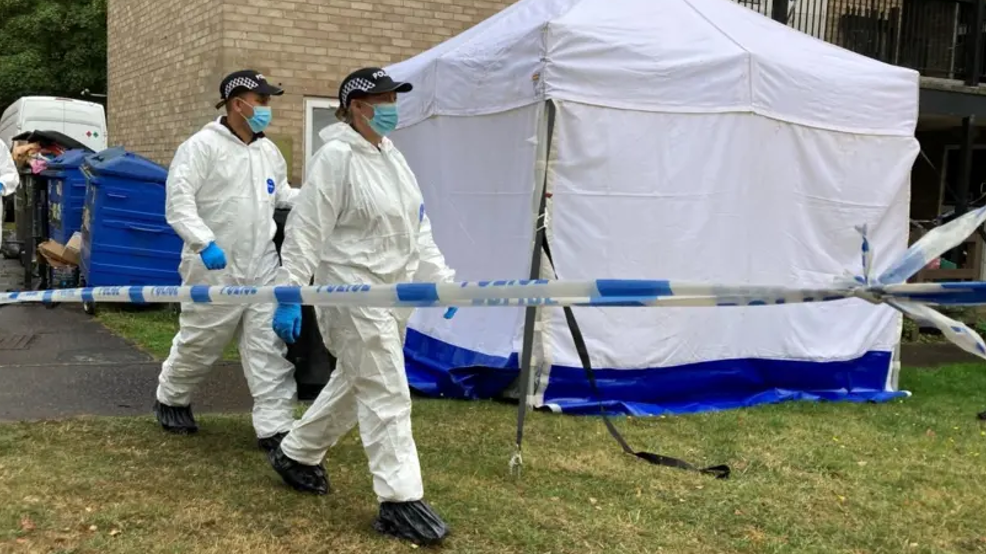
10;130;87;174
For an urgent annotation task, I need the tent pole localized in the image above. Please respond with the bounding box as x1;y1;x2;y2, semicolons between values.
512;100;557;473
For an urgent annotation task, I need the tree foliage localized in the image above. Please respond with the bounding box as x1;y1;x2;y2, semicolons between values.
0;0;107;113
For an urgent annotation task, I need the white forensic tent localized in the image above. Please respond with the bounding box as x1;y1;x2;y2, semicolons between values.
386;0;920;415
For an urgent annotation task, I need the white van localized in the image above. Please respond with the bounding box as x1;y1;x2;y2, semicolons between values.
0;96;107;152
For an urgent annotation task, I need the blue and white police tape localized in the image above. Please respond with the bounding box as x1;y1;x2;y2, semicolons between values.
0;280;864;309
4;207;986;358
879;204;986;286
3;277;985;358
3;278;986;309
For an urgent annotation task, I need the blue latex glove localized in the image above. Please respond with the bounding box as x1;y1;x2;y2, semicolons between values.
273;303;302;344
443;307;458;320
200;242;227;270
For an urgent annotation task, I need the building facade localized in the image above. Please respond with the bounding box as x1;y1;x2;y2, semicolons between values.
107;0;515;181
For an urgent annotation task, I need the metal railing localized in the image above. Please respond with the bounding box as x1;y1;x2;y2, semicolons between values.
736;0;986;85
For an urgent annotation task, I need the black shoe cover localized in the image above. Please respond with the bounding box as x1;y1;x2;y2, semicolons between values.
374;500;449;546
153;401;198;434
267;445;329;495
978;410;986;421
257;432;288;453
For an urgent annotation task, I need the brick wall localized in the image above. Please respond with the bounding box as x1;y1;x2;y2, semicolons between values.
220;0;516;182
108;0;517;180
107;0;224;167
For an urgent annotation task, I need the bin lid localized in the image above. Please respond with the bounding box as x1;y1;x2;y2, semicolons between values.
43;149;92;174
85;147;168;184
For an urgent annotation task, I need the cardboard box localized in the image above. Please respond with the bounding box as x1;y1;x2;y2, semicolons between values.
38;232;81;268
66;232;81;258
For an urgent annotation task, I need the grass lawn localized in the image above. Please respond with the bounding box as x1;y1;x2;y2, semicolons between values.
1;310;985;553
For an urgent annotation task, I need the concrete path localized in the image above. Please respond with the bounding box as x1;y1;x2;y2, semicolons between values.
900;343;981;367
0;258;253;422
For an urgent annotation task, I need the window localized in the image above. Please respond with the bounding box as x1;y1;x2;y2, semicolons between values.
304;97;340;180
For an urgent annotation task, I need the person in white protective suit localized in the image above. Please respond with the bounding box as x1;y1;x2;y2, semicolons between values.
0;139;20;245
154;70;300;453
268;67;457;545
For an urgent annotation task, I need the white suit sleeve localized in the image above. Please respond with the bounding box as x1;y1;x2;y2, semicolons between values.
0;141;18;197
415;210;456;283
271;144;299;209
275;146;349;287
166;138;216;253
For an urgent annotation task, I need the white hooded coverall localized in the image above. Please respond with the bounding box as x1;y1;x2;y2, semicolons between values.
0;140;20;245
276;123;455;503
159;119;299;439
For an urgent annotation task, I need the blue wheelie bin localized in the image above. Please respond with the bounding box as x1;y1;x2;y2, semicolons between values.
80;147;183;312
43;149;91;245
41;150;93;289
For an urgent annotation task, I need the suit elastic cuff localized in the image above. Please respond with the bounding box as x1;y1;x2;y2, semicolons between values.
191;237;215;254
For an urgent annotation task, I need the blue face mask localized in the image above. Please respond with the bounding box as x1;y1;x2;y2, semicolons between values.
246;106;272;133
238;100;272;133
365;103;399;137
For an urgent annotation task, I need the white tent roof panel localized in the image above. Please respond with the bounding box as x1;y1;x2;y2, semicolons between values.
388;0;919;135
